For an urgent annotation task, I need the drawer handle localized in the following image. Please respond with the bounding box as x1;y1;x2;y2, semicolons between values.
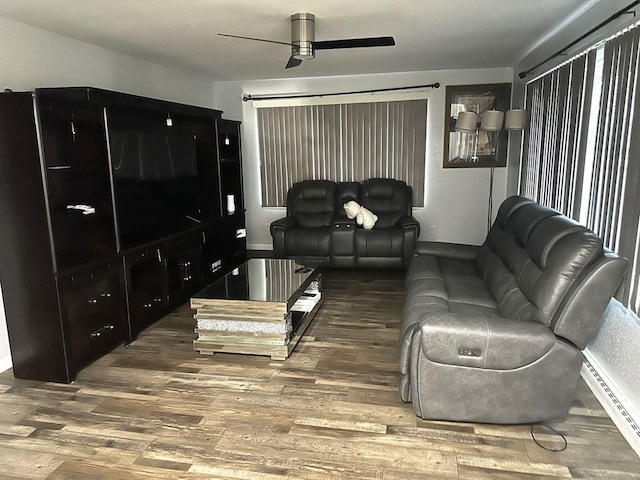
90;324;115;338
179;261;192;281
87;298;98;305
66;204;95;215
152;297;163;303
100;292;112;298
143;303;152;309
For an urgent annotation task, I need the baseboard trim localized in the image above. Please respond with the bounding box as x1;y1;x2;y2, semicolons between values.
0;354;12;374
248;243;272;251
581;354;640;457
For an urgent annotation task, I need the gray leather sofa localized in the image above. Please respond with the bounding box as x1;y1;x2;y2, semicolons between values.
270;178;419;268
399;195;627;424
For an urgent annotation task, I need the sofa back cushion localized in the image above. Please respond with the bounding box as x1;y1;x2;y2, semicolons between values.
514;214;603;322
287;180;336;227
335;182;361;220
360;178;411;228
476;201;556;324
476;197;608;346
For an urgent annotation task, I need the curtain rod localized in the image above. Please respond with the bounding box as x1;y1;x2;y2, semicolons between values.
242;82;440;102
519;0;640;79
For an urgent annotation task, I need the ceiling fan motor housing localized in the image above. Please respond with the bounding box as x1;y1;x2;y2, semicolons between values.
291;13;315;60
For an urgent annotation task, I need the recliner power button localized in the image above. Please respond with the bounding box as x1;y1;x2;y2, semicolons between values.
459;347;481;357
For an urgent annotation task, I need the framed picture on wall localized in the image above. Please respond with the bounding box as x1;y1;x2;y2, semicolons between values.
443;83;512;168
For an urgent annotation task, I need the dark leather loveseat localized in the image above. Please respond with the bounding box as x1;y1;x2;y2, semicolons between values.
400;195;627;424
270;178;419;268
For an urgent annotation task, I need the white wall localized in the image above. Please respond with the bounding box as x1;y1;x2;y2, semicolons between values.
585;300;640;423
0;16;217;373
0;17;216;106
214;67;514;250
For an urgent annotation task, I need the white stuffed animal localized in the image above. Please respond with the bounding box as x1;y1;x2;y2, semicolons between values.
343;200;378;230
343;200;360;220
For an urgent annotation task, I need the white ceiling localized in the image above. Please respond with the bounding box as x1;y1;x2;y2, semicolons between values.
0;0;595;81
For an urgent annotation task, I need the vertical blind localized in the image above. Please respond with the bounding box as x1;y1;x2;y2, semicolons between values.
521;51;596;218
520;25;640;315
257;99;427;207
585;27;640;314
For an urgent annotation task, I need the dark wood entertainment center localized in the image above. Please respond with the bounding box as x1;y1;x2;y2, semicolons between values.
0;87;246;383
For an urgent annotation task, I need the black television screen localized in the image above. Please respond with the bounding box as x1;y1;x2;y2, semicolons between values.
110;130;200;245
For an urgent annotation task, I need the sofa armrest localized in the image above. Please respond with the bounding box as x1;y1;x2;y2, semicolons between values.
396;216;420;267
396;215;420;235
419;312;556;369
416;241;479;261
270;217;297;258
270;216;297;230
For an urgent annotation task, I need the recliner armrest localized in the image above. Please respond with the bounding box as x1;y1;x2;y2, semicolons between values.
396;215;420;236
416;241;479;260
270;217;298;258
270;216;297;231
396;215;420;267
419;312;556;369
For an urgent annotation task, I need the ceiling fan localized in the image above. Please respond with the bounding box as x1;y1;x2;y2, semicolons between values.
218;13;395;69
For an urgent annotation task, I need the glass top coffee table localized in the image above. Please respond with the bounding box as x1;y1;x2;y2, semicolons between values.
190;258;323;360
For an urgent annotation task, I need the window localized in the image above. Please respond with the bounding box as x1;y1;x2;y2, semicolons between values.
520;51;596;218
520;25;640;315
257;98;427;207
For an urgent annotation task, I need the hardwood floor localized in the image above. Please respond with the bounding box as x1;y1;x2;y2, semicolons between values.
0;268;638;479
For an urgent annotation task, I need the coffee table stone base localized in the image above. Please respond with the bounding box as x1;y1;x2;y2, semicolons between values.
192;299;322;360
191;271;323;360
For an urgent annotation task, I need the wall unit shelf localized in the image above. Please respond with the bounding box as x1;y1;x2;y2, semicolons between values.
0;87;246;382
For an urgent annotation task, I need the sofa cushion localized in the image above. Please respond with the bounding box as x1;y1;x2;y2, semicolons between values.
406;254;441;284
404;255;497;312
439;258;495;307
495;195;535;229
474;202;602;327
510;203;559;247
360;178;411;227
288;180;336;228
355;227;404;257
284;226;331;256
520;218;604;326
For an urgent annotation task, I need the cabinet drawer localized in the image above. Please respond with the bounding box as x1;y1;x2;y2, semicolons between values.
59;270;125;371
58;259;121;288
130;289;166;334
126;247;163;265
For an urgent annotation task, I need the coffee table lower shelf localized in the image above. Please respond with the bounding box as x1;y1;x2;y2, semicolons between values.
192;298;323;361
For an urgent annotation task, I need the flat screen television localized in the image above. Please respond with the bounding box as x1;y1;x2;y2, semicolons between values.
110;130;201;246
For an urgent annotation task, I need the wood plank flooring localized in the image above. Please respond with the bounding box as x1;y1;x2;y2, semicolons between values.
0;268;638;479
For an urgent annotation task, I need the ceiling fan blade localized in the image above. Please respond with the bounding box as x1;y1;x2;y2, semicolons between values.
217;33;292;47
313;36;395;50
285;56;303;69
